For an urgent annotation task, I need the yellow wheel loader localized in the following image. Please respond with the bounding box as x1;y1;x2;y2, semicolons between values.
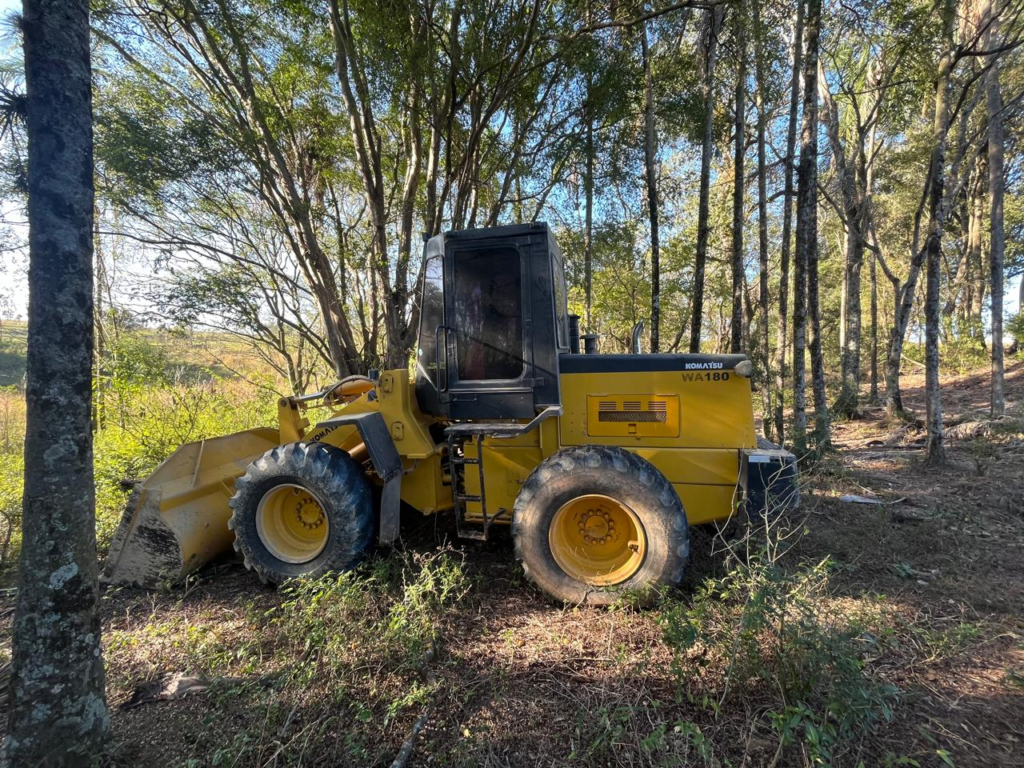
103;223;798;605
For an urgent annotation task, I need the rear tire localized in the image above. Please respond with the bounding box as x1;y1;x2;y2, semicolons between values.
512;446;689;606
228;442;375;584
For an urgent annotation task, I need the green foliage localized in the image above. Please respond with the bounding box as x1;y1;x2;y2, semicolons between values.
92;332;276;549
275;548;469;684
660;550;899;766
940;317;990;373
1008;312;1024;350
0;388;24;574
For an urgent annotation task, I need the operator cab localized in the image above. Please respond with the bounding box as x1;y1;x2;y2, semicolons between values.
415;222;570;420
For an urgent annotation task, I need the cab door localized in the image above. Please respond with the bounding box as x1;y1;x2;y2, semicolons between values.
443;239;536;420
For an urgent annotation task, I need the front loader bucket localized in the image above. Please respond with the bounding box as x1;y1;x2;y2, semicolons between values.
102;428;280;589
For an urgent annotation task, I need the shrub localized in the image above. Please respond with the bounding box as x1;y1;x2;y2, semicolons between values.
660;547;898;766
91;332;278;548
275;548;469;678
0;388;25;575
1008;312;1024;352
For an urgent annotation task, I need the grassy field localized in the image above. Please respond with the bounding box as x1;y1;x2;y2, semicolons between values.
0;329;1021;767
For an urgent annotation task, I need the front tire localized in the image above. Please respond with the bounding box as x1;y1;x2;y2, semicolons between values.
512;446;689;606
228;442;375;584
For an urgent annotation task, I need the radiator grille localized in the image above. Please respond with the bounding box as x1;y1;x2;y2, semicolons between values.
598;410;667;423
586;394;680;438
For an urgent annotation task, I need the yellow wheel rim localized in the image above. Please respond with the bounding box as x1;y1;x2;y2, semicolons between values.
548;494;646;586
256;483;329;564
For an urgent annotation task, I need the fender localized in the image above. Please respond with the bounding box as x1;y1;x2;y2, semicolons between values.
314;411;403;545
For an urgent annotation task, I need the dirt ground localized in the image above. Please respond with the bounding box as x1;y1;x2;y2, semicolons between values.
2;362;1023;767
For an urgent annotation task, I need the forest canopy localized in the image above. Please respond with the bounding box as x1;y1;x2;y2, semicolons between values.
0;0;1021;447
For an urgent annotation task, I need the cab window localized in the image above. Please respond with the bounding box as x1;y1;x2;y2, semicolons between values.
453;246;524;381
416;254;444;384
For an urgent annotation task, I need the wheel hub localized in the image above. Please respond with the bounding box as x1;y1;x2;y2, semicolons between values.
296;499;325;530
579;510;613;544
255;483;330;564
549;494;647;586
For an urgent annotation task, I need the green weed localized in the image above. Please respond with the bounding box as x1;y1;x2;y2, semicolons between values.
660;549;899;766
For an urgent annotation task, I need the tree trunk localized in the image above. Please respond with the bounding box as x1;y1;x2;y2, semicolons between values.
838;229;864;416
774;0;804;443
986;3;1005;417
967;153;987;335
6;1;110;764
93;207;107;432
802;0;830;450
923;0;955;465
730;15;746;355
689;6;722;353
1018;275;1024;348
793;0;823;457
817;64;862;419
870;250;879;403
753;0;771;433
584;85;594;332
329;0;411;370
641;20;661;353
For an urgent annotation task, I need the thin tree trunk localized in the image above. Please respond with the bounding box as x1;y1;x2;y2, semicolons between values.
1018;275;1024;348
793;0;822;457
775;0;803;443
584;85;594;332
798;0;831;456
838;229;864;416
924;0;955;465
584;0;594;331
730;15;746;355
818;64;862;419
802;0;830;451
986;2;1005;417
93;206;107;432
689;6;722;353
883;187;928;417
967;154;987;335
329;0;404;369
7;1;110;764
870;250;879;403
753;0;771;433
641;20;661;353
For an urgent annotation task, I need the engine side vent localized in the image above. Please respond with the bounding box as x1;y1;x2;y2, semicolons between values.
586;394;680;438
598;410;666;423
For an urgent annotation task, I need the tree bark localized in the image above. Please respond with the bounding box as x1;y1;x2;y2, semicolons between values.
870;250;879;403
641;20;661;353
584;83;595;332
6;1;110;764
924;0;955;465
818;64;862;418
793;0;823;457
774;0;804;443
966;153;987;335
730;14;746;355
753;0;771;432
986;1;1005;417
689;6;722;353
93;207;107;432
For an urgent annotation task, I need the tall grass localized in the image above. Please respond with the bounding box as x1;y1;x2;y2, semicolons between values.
0;332;279;578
